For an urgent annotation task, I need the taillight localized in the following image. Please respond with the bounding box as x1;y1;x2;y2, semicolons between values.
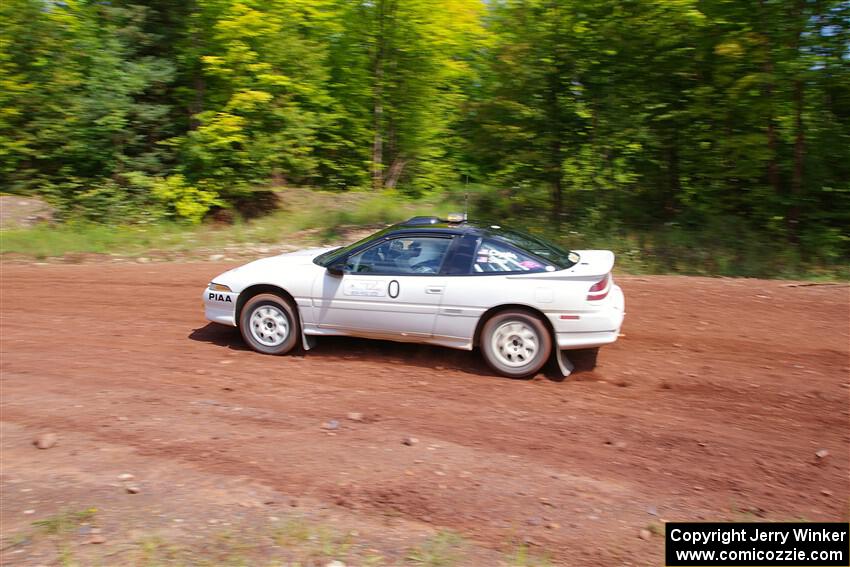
587;274;610;301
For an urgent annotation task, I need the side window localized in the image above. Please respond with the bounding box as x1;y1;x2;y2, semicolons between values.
473;238;551;273
345;236;453;275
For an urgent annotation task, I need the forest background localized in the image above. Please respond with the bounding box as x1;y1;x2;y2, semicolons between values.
1;0;848;277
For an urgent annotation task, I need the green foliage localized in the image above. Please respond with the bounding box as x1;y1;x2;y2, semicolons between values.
321;0;486;193
406;531;466;566
507;543;553;567
48;178;150;224
32;508;97;536
0;222;193;259
464;0;849;263
0;0;176;193
149;174;222;224
177;0;333;189
0;0;847;275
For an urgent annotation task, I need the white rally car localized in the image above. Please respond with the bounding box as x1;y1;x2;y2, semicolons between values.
203;215;624;378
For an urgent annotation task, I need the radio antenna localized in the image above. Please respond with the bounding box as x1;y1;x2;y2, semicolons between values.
464;174;469;221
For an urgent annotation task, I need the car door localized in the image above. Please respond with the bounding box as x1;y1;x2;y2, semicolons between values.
434;234;557;345
313;234;454;338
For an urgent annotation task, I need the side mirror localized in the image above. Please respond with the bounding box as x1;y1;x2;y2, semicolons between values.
327;261;346;276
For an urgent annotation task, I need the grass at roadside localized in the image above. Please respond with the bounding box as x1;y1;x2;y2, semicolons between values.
3;507;556;567
0;189;460;260
31;508;98;536
2;187;847;279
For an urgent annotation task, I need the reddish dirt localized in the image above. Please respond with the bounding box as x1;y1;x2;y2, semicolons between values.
1;262;848;565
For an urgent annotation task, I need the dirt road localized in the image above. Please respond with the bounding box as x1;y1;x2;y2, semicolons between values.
1;262;848;565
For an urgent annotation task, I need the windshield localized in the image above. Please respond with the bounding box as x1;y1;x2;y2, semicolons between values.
313;228;391;267
490;228;578;270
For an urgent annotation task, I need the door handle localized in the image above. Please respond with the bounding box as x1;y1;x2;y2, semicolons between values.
425;285;445;295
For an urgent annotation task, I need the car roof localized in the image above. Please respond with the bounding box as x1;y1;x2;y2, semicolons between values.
312;215;576;270
388;217;493;236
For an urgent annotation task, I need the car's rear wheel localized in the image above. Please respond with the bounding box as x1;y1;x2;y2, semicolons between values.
481;310;552;378
239;293;299;355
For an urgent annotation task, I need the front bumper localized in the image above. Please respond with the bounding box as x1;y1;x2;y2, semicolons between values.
547;284;625;350
203;288;238;326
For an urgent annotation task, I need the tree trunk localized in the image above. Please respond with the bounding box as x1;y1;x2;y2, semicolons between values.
190;71;204;130
665;140;681;216
766;107;779;193
551;171;563;229
545;1;566;230
372;97;383;190
371;0;396;191
188;0;204;130
547;77;563;229
384;157;407;189
759;0;780;195
787;0;807;242
789;77;805;241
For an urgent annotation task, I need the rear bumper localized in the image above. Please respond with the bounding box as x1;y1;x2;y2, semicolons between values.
555;329;620;349
203;289;238;326
547;284;625;350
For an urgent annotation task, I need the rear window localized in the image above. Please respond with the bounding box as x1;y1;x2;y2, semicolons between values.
473;238;553;273
490;228;578;270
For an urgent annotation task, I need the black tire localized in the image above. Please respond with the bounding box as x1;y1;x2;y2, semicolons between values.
239;293;299;355
480;310;553;378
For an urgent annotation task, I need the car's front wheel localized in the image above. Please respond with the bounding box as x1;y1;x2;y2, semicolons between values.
239;293;299;355
481;310;552;378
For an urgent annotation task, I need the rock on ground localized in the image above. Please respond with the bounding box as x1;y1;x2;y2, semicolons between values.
33;433;57;449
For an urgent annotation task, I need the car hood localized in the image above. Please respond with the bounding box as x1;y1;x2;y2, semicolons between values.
211;247;335;291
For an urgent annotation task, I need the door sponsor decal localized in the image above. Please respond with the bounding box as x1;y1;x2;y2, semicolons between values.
388;280;400;298
343;280;386;297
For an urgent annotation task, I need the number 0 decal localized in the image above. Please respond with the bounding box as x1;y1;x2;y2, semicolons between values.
388;280;400;298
